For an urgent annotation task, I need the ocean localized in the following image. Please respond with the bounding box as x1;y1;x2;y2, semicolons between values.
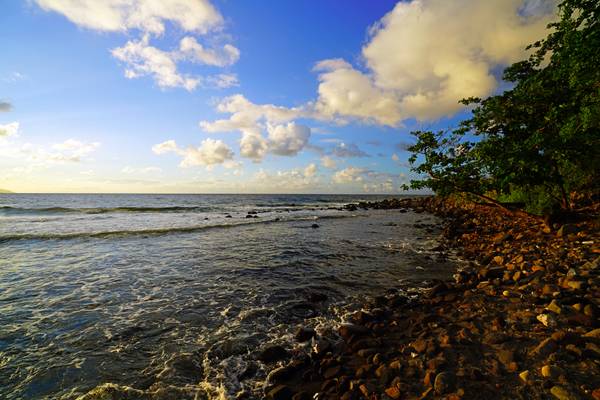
0;194;455;399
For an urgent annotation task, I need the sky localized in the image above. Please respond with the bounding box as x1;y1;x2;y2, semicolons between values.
0;0;557;193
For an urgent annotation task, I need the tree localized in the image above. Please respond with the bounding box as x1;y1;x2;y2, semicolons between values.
405;0;600;215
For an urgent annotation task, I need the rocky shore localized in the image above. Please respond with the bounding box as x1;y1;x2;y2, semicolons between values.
259;197;600;400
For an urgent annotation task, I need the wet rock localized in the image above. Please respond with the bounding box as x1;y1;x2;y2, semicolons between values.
295;327;316;342
385;386;401;399
537;313;558;327
310;223;319;229
519;370;530;383
258;345;289;363
531;338;558;358
550;385;581;400
434;372;454;395
322;365;341;380
266;385;294;400
338;323;369;340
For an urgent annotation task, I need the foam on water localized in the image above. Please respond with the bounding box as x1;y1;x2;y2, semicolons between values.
0;194;456;399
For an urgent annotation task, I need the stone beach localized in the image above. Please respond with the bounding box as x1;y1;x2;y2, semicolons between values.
258;197;600;400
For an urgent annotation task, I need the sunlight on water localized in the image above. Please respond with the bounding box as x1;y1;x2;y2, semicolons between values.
0;194;455;399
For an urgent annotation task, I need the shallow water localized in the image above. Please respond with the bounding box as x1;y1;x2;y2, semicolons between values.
0;194;455;399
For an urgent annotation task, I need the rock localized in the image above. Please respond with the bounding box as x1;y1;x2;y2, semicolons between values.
434;372;454;395
531;338;558;358
550;385;581;400
385;386;401;399
295;327;316;342
537;313;558;327
338;323;368;340
267;385;294;400
519;370;530;383
322;365;341;380
557;224;578;238
267;364;299;383
225;214;232;218
292;392;311;400
546;300;562;314
541;365;561;379
311;223;319;229
410;338;428;353
258;345;289;363
583;328;600;338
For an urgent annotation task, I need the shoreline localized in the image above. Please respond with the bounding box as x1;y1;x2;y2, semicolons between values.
260;197;600;400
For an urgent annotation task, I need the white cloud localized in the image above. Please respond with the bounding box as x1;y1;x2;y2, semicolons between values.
112;37;200;90
35;0;223;35
0;138;100;165
312;0;555;124
330;142;369;158
321;156;337;169
179;36;240;67
152;139;178;154
267;122;311;156
38;0;238;91
314;59;402;125
0;122;19;138
332;167;366;184
0;102;12;112
152;138;234;169
251;164;319;190
239;130;268;162
200;95;310;161
304;163;317;178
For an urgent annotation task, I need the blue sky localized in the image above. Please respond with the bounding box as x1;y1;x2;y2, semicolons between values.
0;0;556;193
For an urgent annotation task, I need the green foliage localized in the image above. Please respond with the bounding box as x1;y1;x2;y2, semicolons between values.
405;0;600;215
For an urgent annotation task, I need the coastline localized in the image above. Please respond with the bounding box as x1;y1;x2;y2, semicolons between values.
260;197;600;400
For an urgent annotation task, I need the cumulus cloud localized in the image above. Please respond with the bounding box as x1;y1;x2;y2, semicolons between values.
35;0;223;35
0;102;12;112
321;155;337;169
332;167;366;184
0;122;19;138
112;36;201;90
267;122;311;156
38;0;238;91
314;59;402;125
200;95;311;161
152;138;235;169
252;164;319;191
313;0;556;125
1;138;100;164
330;142;369;158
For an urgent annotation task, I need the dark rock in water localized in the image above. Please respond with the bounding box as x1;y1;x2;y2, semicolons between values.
238;362;258;381
434;372;454;395
258;345;290;363
338;323;369;340
295;327;316;342
267;364;298;383
245;214;254;218
307;292;327;303
344;204;358;211
266;385;294;400
155;353;203;384
292;391;311;400
225;214;232;218
311;223;319;229
288;302;318;318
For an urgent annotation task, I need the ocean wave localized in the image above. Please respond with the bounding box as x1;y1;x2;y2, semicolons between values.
0;214;354;243
0;205;216;215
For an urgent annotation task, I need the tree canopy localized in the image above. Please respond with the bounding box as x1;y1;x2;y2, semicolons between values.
405;0;600;215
